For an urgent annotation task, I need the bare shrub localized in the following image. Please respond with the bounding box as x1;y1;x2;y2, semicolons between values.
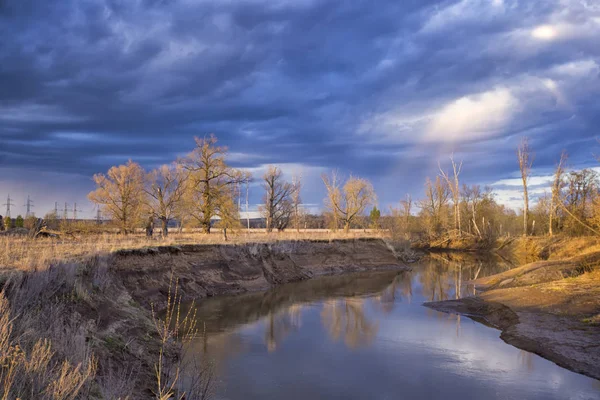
150;274;217;400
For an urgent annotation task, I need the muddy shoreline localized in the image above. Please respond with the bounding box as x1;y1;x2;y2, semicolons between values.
424;298;600;380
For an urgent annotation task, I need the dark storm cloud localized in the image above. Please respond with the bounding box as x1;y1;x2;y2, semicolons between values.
1;0;599;215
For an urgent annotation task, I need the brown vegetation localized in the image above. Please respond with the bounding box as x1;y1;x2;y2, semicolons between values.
0;230;386;272
261;166;298;232
322;171;377;232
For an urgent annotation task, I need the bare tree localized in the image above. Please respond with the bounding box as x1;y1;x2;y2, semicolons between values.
322;172;376;232
462;184;483;237
400;194;412;232
291;173;303;232
439;155;463;235
145;163;188;237
549;151;568;236
181;135;249;234
418;176;450;236
88;160;146;234
262;166;296;232
322;170;341;231
517;137;534;236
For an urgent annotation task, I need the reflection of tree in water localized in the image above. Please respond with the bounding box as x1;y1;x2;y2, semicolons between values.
421;252;514;301
265;304;304;352
419;257;453;302
418;253;516;335
518;349;535;372
181;329;247;397
374;273;413;313
320;298;378;348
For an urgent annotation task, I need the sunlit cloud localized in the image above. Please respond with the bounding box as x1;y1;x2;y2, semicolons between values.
531;25;558;40
425;88;517;143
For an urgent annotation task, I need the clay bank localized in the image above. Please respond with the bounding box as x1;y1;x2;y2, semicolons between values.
110;238;410;307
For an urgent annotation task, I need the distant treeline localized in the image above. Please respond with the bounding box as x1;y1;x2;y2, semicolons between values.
3;135;598;240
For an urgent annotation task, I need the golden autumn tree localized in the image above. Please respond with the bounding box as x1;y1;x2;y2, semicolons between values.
181;135;249;233
322;172;376;232
88;160;146;234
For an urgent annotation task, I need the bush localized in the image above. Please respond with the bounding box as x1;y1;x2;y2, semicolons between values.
24;216;38;231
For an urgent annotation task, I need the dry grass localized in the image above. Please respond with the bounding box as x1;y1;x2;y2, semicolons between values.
0;229;387;272
0;291;97;400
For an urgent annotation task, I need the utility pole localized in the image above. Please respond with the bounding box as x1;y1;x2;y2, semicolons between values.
62;202;69;221
54;202;59;217
24;195;34;217
3;194;15;218
237;182;241;214
96;207;102;224
73;202;82;221
246;180;250;230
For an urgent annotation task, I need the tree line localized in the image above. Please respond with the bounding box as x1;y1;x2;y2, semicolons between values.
390;137;600;241
57;134;600;239
86;135;377;236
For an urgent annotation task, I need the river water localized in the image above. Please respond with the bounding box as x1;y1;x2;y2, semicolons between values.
183;253;600;400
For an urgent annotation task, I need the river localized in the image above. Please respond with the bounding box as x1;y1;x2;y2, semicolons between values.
182;253;600;400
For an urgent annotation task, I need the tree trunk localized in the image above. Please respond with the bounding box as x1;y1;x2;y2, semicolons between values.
523;185;529;236
161;217;168;237
549;199;554;236
202;217;211;234
344;221;350;232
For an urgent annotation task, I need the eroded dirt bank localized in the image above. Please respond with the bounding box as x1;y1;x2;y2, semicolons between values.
111;238;409;308
1;238;408;398
424;238;600;380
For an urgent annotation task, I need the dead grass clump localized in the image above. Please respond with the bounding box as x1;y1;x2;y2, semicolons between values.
582;314;600;326
0;291;96;400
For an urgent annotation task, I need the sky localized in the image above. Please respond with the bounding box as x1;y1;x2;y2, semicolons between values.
1;0;600;218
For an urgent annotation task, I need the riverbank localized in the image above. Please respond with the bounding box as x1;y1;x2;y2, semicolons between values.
424;236;600;380
0;238;408;399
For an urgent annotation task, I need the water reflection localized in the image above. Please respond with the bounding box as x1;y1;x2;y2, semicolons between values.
182;253;599;400
321;298;378;348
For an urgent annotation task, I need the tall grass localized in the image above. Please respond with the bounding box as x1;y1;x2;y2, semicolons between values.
0;291;96;400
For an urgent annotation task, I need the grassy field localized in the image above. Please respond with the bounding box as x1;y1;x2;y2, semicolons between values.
0;229;387;272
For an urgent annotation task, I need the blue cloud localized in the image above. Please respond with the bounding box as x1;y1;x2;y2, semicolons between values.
0;0;599;216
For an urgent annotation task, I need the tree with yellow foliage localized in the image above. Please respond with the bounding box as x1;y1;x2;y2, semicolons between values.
88;160;145;234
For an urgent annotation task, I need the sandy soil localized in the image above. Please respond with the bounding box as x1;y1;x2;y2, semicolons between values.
425;254;600;380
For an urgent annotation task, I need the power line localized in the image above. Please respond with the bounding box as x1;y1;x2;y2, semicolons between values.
62;202;69;221
24;195;34;217
246;180;250;230
3;194;15;218
72;202;82;221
